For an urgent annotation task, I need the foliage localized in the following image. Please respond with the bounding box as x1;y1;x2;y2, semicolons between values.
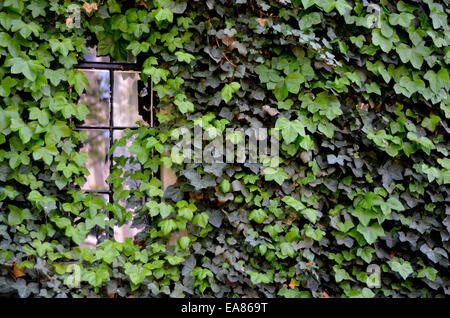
0;0;449;298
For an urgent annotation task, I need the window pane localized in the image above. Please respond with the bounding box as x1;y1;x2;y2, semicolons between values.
113;72;142;127
78;70;110;126
80;129;110;191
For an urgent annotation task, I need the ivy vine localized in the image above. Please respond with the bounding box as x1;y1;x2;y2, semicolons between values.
0;0;449;298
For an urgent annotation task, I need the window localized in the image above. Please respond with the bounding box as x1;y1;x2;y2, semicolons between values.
75;47;154;246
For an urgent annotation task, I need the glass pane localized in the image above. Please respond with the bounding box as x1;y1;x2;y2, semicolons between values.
113;72;142;127
81;129;110;191
78;70;110;126
84;46;110;62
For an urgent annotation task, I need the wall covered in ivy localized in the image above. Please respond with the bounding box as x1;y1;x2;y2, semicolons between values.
0;0;449;298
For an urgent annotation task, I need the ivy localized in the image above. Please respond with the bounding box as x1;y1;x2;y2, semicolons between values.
0;0;449;299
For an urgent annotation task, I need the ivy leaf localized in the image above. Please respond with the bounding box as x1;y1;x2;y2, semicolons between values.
11;279;39;298
68;70;88;95
8;204;22;226
177;236;191;250
263;167;289;185
334;266;350;282
5;57;43;81
388;13;414;28
165;255;185;265
193;212;209;228
45;121;70;144
356;246;375;264
430;10;447;29
284;73;305;94
248;208;268;224
304;224;325;241
220;82;241;103
386;197;405;212
0;76;17;97
158;219;177;235
107;0;121;13
44;69;67;86
315;92;342;120
19;125;32;144
356;223;385;244
336;219;354;233
158;202;174;219
372;29;394;53
387;257;414;280
126;41;150;56
83;265;110;287
299;12;321;29
129;142;148;165
275;117;305;143
49;38;74;57
155;8;173;23
174;93;194;114
282;196;305;211
396;43;429;69
366;82;381;95
301;208;318;224
279;242;295;257
27;0;47;18
4;0;24;14
421;115;440;132
301;0;315;9
273;80;288;101
247;270;274;284
97;34;115;56
175;51;196;63
278;288;311;298
424;68;449;93
417;266;438;281
111;14;128;32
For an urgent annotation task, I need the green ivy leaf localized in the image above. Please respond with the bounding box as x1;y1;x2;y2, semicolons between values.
263;167;289;185
175;51;196;63
248;209;268;224
389;13;414;28
282;196;305;211
356;223;385;244
387;257;413;280
5;57;44;81
174;93;194;114
220;82;241;103
192;212;209;228
372;29;394;53
299;12;321;29
275;117;305;143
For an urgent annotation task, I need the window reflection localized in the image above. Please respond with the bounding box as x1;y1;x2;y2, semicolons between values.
78;70;110;126
80;129;110;191
83;46;110;62
113;72;143;127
